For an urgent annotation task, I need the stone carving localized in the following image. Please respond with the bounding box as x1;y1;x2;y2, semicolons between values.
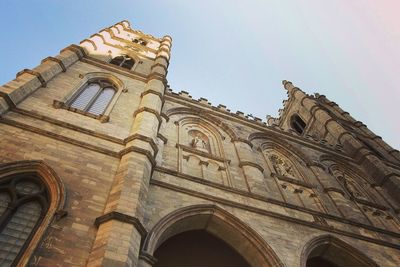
189;130;210;153
270;155;295;178
344;177;367;201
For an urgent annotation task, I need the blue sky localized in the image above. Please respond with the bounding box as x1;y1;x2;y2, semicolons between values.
0;0;399;149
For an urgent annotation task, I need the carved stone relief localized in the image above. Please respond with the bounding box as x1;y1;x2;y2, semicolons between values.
188;130;210;153
270;154;295;178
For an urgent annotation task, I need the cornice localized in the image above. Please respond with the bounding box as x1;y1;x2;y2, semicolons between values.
16;69;47;87
164;93;353;162
0;116;120;158
81;57;148;82
153;166;400;239
150;177;400;250
176;144;230;163
41;57;66;72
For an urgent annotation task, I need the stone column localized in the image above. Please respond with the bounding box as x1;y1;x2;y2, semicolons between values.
233;139;266;196
88;36;172;267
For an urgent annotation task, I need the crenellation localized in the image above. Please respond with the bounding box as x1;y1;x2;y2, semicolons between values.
0;20;399;267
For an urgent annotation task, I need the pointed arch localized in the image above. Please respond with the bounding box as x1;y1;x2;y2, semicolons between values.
0;160;66;266
301;235;379;267
55;72;126;122
249;132;313;166
165;107;237;140
142;204;285;267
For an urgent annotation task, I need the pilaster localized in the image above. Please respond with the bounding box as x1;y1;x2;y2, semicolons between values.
88;36;171;267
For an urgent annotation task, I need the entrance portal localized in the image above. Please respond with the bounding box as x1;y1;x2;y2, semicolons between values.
154;230;250;267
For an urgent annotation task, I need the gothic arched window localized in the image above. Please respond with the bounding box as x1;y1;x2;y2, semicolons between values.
291;114;306;135
109;55;135;70
69;79;117;116
0;174;49;266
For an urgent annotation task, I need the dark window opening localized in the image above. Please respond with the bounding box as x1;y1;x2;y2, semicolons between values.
110;55;135;70
132;38;147;46
291;114;306;134
0;174;49;265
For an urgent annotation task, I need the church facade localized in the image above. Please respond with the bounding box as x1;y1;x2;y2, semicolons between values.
0;20;399;266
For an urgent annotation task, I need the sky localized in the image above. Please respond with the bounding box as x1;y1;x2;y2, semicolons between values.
0;0;399;149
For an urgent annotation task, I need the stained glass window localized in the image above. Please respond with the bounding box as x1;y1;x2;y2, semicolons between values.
0;175;48;266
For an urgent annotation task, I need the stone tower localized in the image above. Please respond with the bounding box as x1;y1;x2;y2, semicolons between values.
0;20;399;267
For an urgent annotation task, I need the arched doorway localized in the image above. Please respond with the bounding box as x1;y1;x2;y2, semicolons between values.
154;230;250;267
141;205;284;267
301;235;378;267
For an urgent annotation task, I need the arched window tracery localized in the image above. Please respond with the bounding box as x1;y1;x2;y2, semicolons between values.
109;55;135;70
0;174;49;266
291;114;306;135
68;79;116;116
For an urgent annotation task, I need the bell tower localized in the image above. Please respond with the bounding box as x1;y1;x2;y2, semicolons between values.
267;80;400;206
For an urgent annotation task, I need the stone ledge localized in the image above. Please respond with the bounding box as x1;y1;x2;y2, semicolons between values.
176;144;230;164
139;252;157;265
150;178;400;250
94;211;147;238
238;161;264;172
272;173;314;189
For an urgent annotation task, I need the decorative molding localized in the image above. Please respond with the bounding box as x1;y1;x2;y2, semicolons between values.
52;100;110;123
139;251;158;265
160;112;169;122
80;39;97;50
157;133;168;144
133;107;162;125
238;161;264;172
232;138;253;148
60;44;87;59
94;211;147;238
150;63;168;73
12;107;124;145
0;91;16;109
16;69;47;87
177;144;230;163
0;116;120;158
119;146;156;167
323;187;346;196
153;166;400;238
81;57;148;83
150;178;400;250
154;55;170;67
272;173;314;189
124;134;158;156
355;198;389;211
147;72;167;85
140;89;163;102
164;94;353;161
41;57;67;72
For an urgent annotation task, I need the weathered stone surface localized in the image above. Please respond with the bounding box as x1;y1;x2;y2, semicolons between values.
0;20;399;267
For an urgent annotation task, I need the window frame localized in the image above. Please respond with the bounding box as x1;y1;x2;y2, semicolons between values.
0;173;49;266
53;73;126;123
109;55;135;70
67;79;117;116
290;114;307;135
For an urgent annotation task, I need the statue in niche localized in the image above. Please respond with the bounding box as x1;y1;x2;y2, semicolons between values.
270;155;295;178
343;176;368;201
188;130;210;153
